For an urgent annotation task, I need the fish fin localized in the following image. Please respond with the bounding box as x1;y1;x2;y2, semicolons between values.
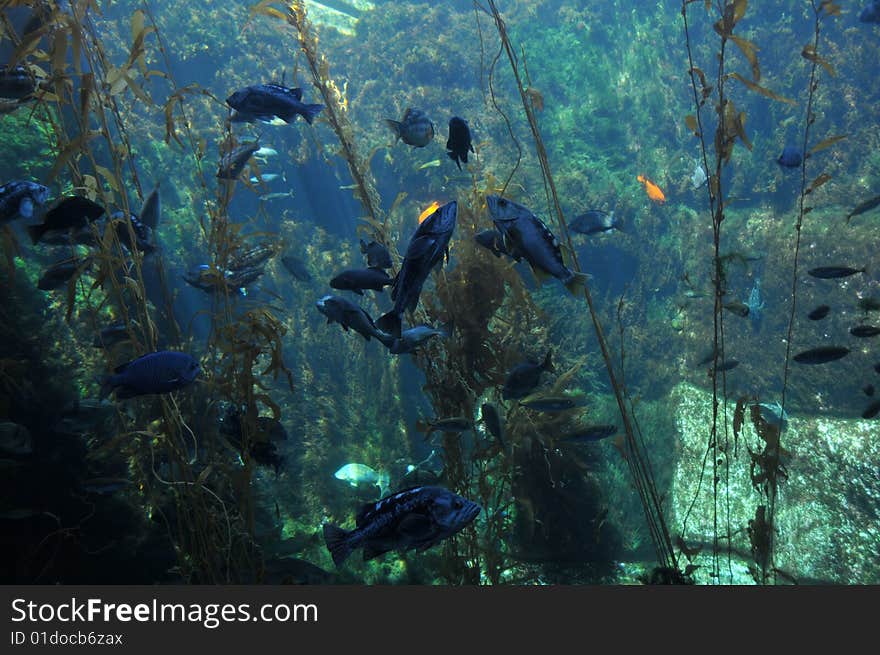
440;320;454;338
322;523;353;567
301;104;323;125
353;288;364;296
376;311;402;339
26;223;45;245
384;119;402;140
359;239;368;254
18;197;34;218
290;87;303;101
565;271;591;296
529;264;551;287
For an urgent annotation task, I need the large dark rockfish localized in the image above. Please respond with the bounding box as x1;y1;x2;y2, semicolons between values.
377;201;457;338
485;195;589;295
322;485;481;566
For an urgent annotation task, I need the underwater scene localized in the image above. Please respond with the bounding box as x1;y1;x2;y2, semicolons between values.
0;0;878;586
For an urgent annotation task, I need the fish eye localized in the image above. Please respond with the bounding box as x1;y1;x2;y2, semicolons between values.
498;199;507;207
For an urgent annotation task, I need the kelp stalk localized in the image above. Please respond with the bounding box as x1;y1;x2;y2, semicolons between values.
485;0;678;575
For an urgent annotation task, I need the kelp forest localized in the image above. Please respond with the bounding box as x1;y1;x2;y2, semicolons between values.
0;0;878;586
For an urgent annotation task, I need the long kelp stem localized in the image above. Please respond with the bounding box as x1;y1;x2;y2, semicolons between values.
485;0;678;574
285;1;385;237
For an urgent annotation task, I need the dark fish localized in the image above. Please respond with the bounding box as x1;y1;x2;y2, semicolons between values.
360;239;392;269
39;221;101;246
694;346;718;367
37;256;91;290
807;266;865;279
226;83;323;125
859;0;880;23
138;183;160;229
850;325;880;338
111;211;155;255
474;229;506;259
793;346;850;364
184;265;229;294
27;195;104;244
863;400;880;419
846;194;880;223
93;323;131;348
712;359;740;373
281;255;312;282
229;243;279;272
569;210;622;235
560;424;617;443
330;267;393;295
807;305;830;320
0;65;36;101
519;394;587;412
858;297;880;313
227;267;264;291
445;116;474;170
100;351;201;400
217;142;260;180
417;417;473;436
486;195;589;295
316;294;393;345
864;384;875;397
389;321;453;355
376;201;457;338
480;403;504;447
722;300;750;317
385;108;434;148
777;145;802;168
502;350;554;400
0;180;49;223
322;485;481;566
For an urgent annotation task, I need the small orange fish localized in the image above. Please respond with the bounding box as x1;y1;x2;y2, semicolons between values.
418;200;440;224
637;174;666;204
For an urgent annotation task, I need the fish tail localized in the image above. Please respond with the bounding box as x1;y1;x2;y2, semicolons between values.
376;311;402;339
301;103;324;125
564;271;591;297
384;119;403;140
323;523;354;567
26;223;46;245
440;320;454;338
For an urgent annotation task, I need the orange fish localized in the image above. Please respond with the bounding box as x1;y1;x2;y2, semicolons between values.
418;200;440;224
637;174;666;204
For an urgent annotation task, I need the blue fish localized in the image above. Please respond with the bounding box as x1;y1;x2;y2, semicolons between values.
777;145;802;168
322;486;481;566
377;201;457;338
0;180;49;223
226;83;323;125
100;351;201;400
